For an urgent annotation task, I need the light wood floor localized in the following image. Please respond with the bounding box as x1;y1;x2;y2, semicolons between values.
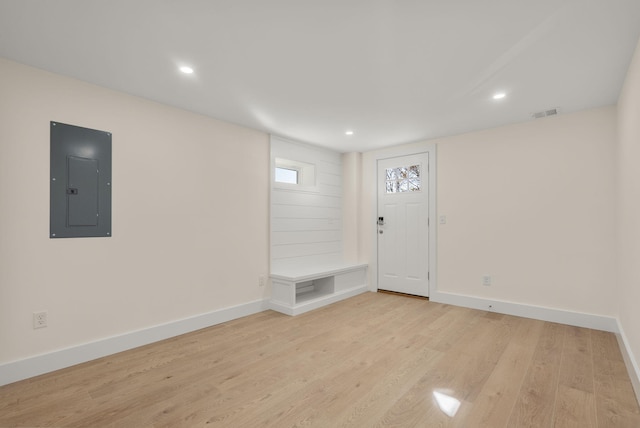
1;292;639;427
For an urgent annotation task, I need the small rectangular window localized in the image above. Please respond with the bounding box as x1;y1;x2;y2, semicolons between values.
275;167;299;184
273;157;317;192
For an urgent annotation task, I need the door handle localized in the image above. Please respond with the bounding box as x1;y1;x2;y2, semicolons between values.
377;217;384;226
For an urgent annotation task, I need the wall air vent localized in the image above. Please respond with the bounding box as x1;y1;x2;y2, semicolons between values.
531;108;560;119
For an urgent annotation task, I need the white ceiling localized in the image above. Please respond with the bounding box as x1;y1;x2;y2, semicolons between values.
1;0;639;152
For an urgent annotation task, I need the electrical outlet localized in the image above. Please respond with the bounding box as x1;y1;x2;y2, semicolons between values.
33;311;47;329
259;275;267;287
482;275;492;286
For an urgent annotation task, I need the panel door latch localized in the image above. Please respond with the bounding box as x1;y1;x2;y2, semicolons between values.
66;188;79;195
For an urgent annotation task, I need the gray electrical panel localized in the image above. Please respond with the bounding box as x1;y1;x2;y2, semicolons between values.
50;122;112;238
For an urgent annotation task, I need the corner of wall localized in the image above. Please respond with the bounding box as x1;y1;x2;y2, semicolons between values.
342;152;362;263
615;34;640;406
617;318;640;406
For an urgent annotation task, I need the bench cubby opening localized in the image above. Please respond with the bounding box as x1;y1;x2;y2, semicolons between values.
269;263;368;316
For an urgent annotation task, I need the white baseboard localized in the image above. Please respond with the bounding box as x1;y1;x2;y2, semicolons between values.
429;290;619;332
430;291;638;405
0;299;270;387
616;319;640;407
5;290;635;405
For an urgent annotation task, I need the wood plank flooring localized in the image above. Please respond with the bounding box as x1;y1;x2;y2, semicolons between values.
1;292;639;427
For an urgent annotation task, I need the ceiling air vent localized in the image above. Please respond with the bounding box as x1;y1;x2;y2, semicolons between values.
531;108;560;119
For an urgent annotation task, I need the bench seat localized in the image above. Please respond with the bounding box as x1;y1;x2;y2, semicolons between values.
269;263;368;316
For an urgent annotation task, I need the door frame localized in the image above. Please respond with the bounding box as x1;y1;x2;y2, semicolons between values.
367;143;437;296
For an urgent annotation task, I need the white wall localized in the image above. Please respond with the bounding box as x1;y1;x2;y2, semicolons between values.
270;137;343;270
0;58;270;366
437;107;617;315
617;37;640;390
361;106;617;318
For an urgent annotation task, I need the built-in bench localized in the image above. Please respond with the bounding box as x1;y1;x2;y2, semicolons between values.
269;263;368;315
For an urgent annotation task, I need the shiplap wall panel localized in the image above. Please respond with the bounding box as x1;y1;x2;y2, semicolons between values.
271;136;343;269
316;161;341;175
271;192;341;208
271;241;343;260
271;205;341;220
273;142;336;164
319;172;341;187
271;218;342;232
319;183;342;197
271;231;342;246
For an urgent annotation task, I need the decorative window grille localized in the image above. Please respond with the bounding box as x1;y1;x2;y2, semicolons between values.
385;165;421;193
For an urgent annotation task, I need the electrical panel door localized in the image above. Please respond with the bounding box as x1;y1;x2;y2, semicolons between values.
50;122;112;238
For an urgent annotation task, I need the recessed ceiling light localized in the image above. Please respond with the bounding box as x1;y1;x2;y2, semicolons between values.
179;66;194;74
492;92;506;100
345;130;354;136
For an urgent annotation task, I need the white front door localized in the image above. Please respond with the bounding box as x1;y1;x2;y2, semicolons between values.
377;153;430;297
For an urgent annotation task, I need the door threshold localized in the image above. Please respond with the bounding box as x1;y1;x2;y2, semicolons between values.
377;289;429;301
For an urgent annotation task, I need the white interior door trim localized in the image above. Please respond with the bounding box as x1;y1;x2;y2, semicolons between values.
367;144;437;296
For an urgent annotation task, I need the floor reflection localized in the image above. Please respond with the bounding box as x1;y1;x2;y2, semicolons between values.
433;390;461;417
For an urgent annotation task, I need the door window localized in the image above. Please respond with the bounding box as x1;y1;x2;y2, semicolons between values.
385;165;421;193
